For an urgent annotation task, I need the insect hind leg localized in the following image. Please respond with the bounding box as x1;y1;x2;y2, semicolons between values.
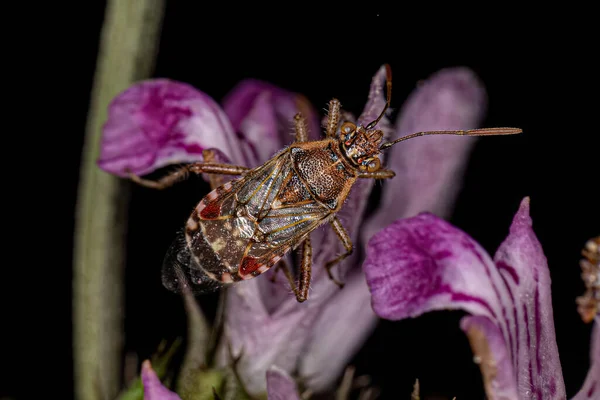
324;217;353;289
270;238;313;302
128;150;250;190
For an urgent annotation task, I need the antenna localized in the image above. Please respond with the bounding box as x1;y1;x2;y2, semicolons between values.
379;127;523;150
366;64;392;130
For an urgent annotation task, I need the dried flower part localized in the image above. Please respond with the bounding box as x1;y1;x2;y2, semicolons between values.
364;198;567;399
577;236;600;323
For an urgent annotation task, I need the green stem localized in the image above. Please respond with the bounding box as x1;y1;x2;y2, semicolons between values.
73;1;165;399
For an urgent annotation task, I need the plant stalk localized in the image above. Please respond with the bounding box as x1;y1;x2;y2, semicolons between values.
73;1;165;399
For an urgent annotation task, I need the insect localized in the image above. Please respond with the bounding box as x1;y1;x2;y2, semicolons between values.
576;236;600;323
130;65;522;302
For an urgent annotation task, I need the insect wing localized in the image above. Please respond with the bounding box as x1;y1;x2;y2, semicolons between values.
161;228;228;295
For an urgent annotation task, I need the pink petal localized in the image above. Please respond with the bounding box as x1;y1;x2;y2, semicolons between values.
266;366;301;400
460;316;519;399
492;197;564;399
573;318;600;400
98;79;244;177
364;197;566;399
362;67;486;243
219;66;391;396
141;360;182;400
298;270;377;391
222;79;321;167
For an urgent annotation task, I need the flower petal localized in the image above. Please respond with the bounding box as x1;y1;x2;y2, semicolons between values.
460;316;519;399
142;360;182;400
222;79;321;167
492;197;565;399
573;318;600;400
362;67;486;243
298;270;377;391
219;66;391;396
364;197;566;399
266;366;301;400
98;79;243;177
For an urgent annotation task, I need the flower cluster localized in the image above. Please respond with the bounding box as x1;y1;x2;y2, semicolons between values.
98;66;597;399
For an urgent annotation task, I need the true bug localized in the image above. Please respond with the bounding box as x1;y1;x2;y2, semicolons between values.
130;65;522;302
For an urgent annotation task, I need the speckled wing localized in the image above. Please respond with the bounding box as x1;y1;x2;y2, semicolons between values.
161;150;332;294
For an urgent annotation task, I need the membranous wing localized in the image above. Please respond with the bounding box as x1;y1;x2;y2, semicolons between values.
161;149;332;294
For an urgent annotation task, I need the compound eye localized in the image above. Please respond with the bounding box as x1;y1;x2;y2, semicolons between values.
340;122;357;142
340;122;356;135
364;157;380;172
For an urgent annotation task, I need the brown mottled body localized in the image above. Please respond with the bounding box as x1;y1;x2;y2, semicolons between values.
131;64;522;302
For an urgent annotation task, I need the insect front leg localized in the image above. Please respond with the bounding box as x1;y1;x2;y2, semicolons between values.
325;99;341;138
294;113;310;142
325;217;353;289
129;159;250;190
357;169;396;179
271;238;313;302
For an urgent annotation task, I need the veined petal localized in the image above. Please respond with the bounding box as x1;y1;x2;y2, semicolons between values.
460;316;519;400
363;67;486;243
98;79;243;177
142;360;182;400
222;79;321;167
266;366;301;400
364;197;566;399
492;197;564;399
573;318;600;400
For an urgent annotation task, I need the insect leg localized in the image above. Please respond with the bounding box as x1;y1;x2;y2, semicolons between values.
270;238;313;302
294;113;310;142
325;217;353;288
325;99;341;138
129;162;250;190
357;169;396;179
201;149;235;189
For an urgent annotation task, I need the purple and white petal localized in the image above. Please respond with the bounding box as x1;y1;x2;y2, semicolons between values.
141;360;182;400
298;270;377;391
266;366;301;400
364;197;566;399
363;67;486;243
98;79;243;177
460;316;519;400
492;197;564;399
364;210;508;321
572;318;600;400
222;79;321;167
221;296;321;396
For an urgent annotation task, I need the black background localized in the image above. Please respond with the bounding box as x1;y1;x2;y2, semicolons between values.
3;3;597;400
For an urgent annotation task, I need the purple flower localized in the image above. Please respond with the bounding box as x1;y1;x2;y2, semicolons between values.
99;65;488;396
364;197;599;399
